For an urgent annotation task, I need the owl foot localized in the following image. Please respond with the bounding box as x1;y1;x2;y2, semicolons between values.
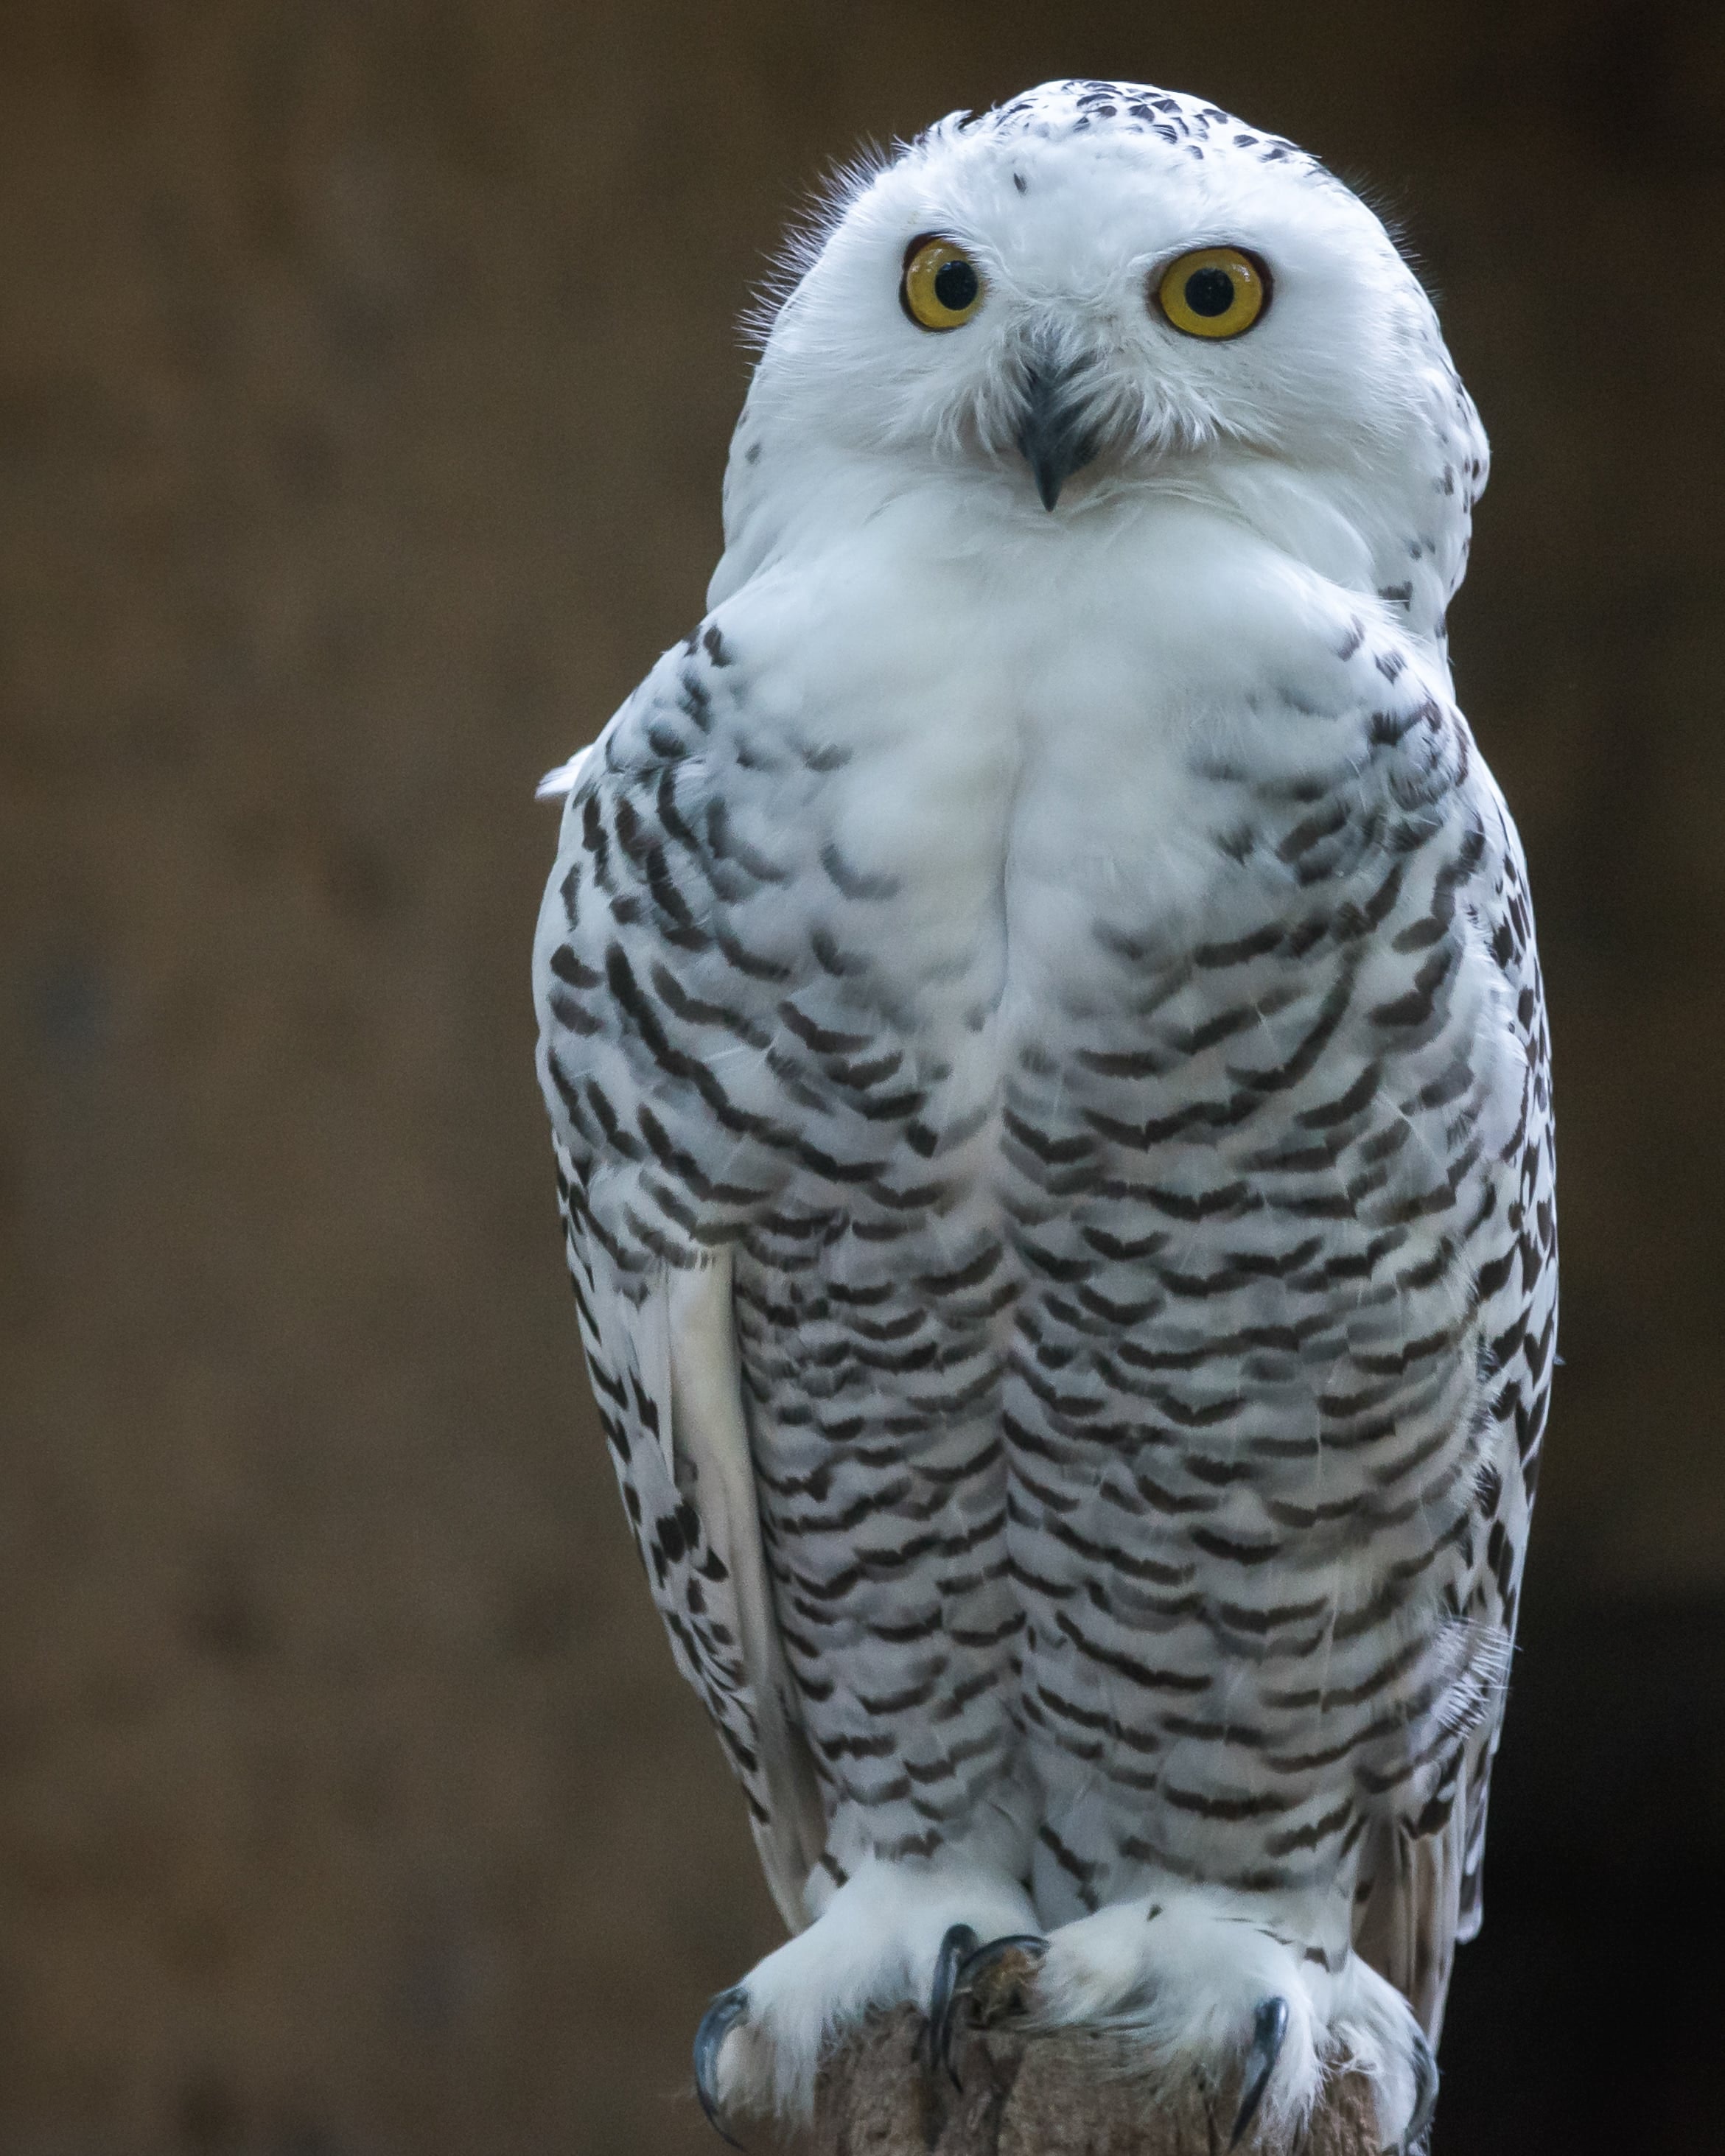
1231;1996;1289;2146
926;1923;978;2085
980;1886;1433;2152
693;1988;749;2149
934;1931;1294;2146
931;1929;1048;2086
693;1856;1038;2132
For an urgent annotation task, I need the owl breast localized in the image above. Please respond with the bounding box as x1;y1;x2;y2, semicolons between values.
713;501;1522;1880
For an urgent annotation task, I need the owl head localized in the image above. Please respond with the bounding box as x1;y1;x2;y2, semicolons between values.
721;82;1486;642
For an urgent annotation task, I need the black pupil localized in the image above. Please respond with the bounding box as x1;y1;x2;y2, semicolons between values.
1184;265;1236;317
932;257;979;312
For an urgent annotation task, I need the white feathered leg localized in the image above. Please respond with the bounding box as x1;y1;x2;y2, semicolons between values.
701;1855;1039;2124
1010;1886;1433;2150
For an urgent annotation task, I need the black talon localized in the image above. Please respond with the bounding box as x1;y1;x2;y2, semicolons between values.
928;1924;980;2088
693;1987;749;2150
1230;1995;1290;2149
1397;2028;1438;2154
940;1933;1049;2087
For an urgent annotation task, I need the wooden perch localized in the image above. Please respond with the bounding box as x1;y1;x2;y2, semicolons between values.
787;2005;1385;2156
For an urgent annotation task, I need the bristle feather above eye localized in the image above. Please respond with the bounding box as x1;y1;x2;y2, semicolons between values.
739;140;897;350
738;107;985;349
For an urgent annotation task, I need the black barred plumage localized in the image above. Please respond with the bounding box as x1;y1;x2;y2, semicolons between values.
535;75;1551;2144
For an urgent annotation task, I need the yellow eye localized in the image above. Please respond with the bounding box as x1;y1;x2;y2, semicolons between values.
1156;246;1268;339
900;236;987;331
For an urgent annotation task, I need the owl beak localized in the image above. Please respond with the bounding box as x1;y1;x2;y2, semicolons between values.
1015;364;1099;511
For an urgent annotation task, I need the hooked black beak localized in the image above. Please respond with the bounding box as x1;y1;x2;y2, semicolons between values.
1015;364;1099;511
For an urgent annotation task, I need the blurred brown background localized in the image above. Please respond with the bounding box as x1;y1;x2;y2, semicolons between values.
2;2;1721;2151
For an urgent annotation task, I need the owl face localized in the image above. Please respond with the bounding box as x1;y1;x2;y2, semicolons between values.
749;84;1469;532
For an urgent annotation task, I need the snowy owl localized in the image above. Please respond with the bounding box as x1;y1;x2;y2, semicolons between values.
533;78;1554;2152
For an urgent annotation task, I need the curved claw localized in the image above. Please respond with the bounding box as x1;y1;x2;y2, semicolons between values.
1395;2027;1438;2154
693;1987;749;2150
927;1923;980;2088
1229;1994;1290;2149
940;1933;1049;2088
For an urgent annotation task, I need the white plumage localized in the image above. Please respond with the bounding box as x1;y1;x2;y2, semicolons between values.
535;80;1553;2150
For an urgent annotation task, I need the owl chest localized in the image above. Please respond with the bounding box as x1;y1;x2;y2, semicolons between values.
793;717;1364;1141
776;719;1495;1359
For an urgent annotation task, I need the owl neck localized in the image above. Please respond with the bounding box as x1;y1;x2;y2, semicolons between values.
712;410;1469;657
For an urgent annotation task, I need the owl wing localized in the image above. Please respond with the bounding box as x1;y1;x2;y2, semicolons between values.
553;1138;826;1928
1351;777;1556;2040
536;620;835;1931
